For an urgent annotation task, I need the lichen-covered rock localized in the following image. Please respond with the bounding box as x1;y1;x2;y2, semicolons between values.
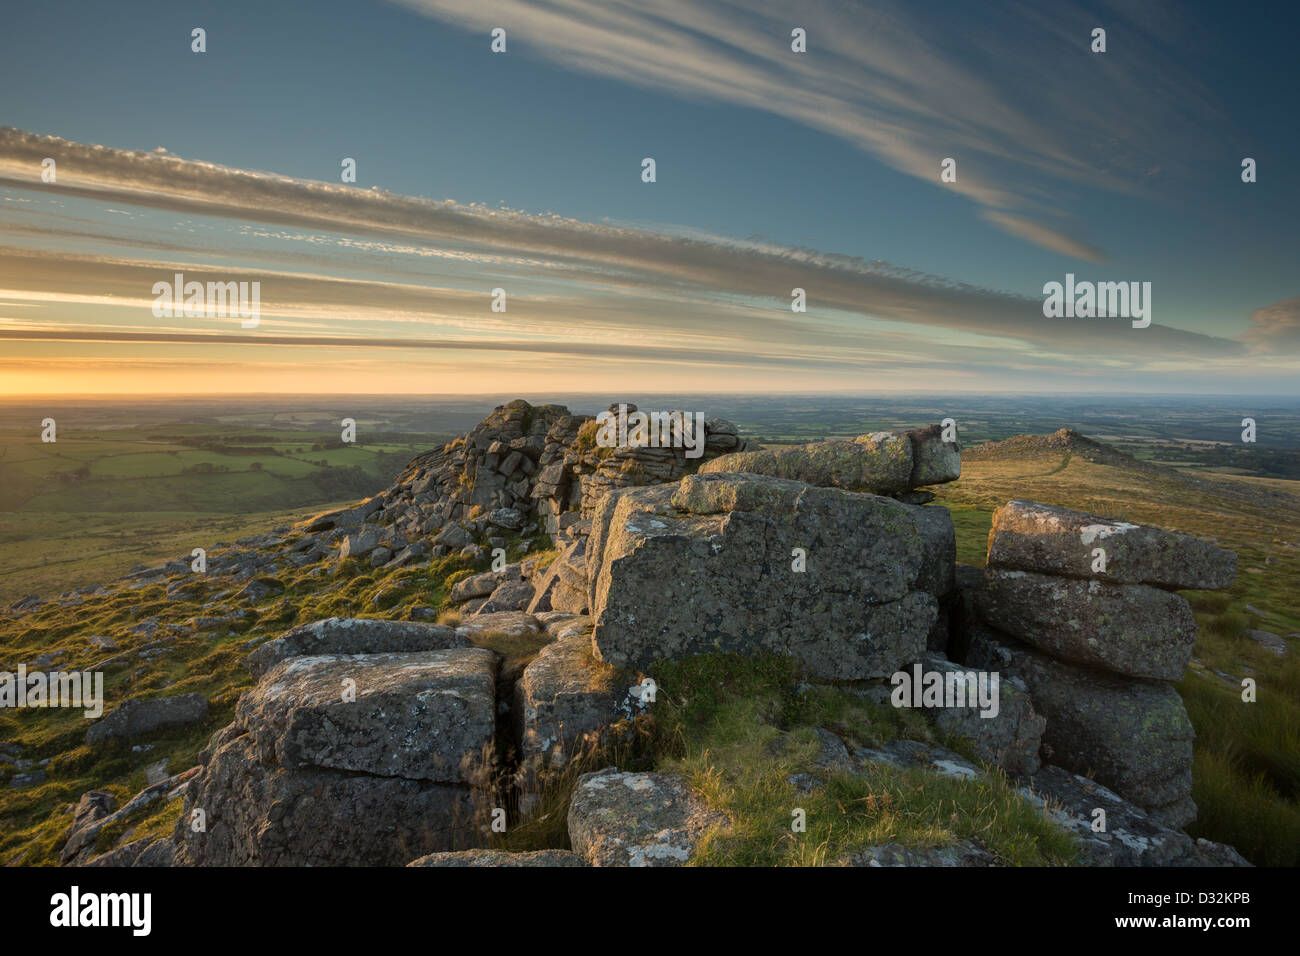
408;849;586;867
131;839;180;867
514;632;619;786
85;694;209;745
529;539;589;613
451;565;522;602
979;569;1196;681
916;654;1045;777
778;727;854;792
853;738;984;781
454;611;541;640
526;541;582;614
587;474;935;679
986;500;1237;590
698;425;958;494
236;649;497;784
965;624;1194;821
61;791;116;864
904;503;956;599
567;768;725;867
1246;629;1289;656
247;618;467;679
699;430;915;493
1021;765;1247;866
82;838;152;867
176;733;476;866
305;495;383;532
475;579;535;615
338;527;383;561
546;544;591;613
838;840;994;867
61;769;198;866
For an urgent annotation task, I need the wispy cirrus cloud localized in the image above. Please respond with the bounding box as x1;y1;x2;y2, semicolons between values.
0;127;1241;362
1242;297;1300;352
394;0;1220;262
4;124;1293;398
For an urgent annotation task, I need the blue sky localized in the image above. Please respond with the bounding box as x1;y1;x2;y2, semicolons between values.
1;0;1297;394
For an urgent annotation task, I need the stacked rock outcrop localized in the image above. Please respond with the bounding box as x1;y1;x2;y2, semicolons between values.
370;400;746;553
961;500;1237;828
533;404;748;541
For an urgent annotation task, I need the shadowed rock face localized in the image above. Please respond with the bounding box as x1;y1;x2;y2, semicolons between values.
986;499;1237;589
917;653;1045;777
586;473;936;679
979;569;1197;681
965;622;1195;825
838;841;996;867
85;694;208;746
1019;765;1247;867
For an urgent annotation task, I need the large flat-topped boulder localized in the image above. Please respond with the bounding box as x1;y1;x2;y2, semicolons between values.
247;617;467;678
979;569;1196;681
236;648;497;784
177;733;475;866
986;500;1237;590
698;425;958;494
966;624;1194;825
587;473;936;678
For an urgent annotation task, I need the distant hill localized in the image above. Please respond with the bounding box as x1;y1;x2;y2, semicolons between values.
967;427;1157;471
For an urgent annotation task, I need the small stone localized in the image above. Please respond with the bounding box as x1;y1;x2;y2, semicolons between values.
568;768;725;867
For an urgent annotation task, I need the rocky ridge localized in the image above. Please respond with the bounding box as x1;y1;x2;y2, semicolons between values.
27;400;1250;867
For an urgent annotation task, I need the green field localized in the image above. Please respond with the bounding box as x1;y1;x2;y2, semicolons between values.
0;414;446;603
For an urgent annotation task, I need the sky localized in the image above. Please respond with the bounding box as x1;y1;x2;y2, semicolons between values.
0;0;1297;396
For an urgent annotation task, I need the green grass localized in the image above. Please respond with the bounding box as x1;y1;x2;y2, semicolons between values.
0;534;509;864
648;654;1077;866
496;653;1079;866
0;506;346;605
945;504;993;567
